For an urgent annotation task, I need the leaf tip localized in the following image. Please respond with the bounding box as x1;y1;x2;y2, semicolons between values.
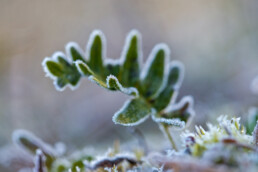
127;29;141;43
88;30;106;45
106;75;139;96
169;61;185;90
153;43;170;57
65;42;85;62
42;57;56;79
106;75;119;88
75;60;92;76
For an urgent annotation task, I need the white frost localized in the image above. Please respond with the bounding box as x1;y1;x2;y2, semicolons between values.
12;129;57;157
152;96;195;129
106;75;139;97
65;42;86;62
85;30;106;61
42;51;80;91
119;29;143;67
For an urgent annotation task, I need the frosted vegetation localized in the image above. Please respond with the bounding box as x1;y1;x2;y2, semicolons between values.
42;29;195;150
8;30;258;172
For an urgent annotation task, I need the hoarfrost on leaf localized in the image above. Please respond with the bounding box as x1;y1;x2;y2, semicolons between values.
42;29;195;150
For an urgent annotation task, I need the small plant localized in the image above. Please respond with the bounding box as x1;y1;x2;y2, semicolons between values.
12;116;258;172
181;116;258;169
42;30;195;150
8;30;258;172
182;116;254;157
12;129;141;172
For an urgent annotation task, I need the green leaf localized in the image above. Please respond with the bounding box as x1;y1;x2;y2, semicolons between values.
140;44;168;99
120;30;141;87
106;75;139;96
153;87;175;112
56;78;67;88
42;53;81;91
152;62;184;111
75;60;93;76
113;98;152;126
76;61;138;96
104;60;120;77
45;61;63;77
75;60;109;89
89;75;107;88
87;30;105;76
66;42;86;62
152;96;194;129
76;60;138;96
166;61;184;89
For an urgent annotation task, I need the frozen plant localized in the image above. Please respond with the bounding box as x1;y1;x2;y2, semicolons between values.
182;116;255;158
12;129;141;172
42;30;195;150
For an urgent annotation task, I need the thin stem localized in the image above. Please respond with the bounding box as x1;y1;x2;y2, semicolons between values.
161;124;178;151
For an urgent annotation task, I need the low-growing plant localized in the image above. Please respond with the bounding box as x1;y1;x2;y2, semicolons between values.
12;129;142;172
183;116;254;157
42;30;195;150
12;116;258;172
8;30;258;172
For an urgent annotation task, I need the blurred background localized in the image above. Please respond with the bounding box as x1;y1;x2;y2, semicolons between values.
0;0;258;171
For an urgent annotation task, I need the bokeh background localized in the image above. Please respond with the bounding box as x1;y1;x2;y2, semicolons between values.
0;0;258;171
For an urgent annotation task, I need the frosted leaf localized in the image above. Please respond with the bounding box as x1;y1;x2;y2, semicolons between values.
12;129;56;168
42;52;81;91
86;30;105;76
75;60;93;76
42;30;195;143
113;98;152;126
104;59;120;77
152;61;184;111
13;130;56;157
152;96;195;129
88;75;108;88
140;43;169;99
75;60;109;89
66;42;86;63
106;75;139;97
120;30;142;87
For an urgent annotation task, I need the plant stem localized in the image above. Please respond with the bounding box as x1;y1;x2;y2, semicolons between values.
162;124;178;151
